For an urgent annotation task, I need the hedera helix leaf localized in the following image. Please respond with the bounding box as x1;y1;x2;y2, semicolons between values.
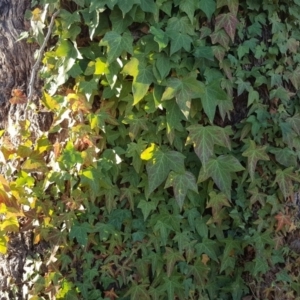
140;143;157;161
206;191;231;218
124;282;150;300
168;31;193;55
217;0;239;16
59;9;81;29
162;74;204;119
274;167;300;198
199;0;216;19
163;247;185;277
242;140;269;181
187;258;209;286
198;155;245;198
186;124;231;166
100;31;133;63
137;199;157;221
200;80;231;123
215;13;239;42
155;53;171;80
165;100;185;144
123;57;154;105
166;16;195;35
210;29;230;50
162;275;184;300
165;171;198;210
195;237;219;262
140;0;156;13
69;222;92;246
179;0;197;23
146;149;185;195
118;0;140;17
150;26;169;51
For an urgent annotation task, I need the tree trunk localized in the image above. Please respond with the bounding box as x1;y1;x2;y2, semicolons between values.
0;0;36;127
0;1;42;299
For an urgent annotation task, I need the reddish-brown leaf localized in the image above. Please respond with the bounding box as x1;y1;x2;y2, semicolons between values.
210;29;230;49
215;13;238;42
104;288;119;300
274;212;292;232
9;89;27;104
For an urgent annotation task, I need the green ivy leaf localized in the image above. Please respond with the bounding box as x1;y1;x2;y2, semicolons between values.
286;114;300;135
274;167;300;198
186;124;231;165
138;199;157;221
162;75;204;119
187;258;209;286
146;149;186;195
150;26;169;52
242;140;269;181
179;0;197;22
195;237;219;262
220;237;242;273
69;222;92;246
198;0;216;19
166;16;195;35
253;255;270;276
168;31;193;55
155;53;171;80
161;275;184;300
164;247;185;277
198;155;245;198
194;46;214;61
206;191;231;218
200;80;230;122
117;0;140;16
140;0;156;13
165;171;198;209
165;100;185;144
123;57;154;105
100;31;133;63
125;282;150;300
123;113;149;141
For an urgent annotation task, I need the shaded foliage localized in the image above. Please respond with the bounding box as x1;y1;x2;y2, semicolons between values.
1;0;300;299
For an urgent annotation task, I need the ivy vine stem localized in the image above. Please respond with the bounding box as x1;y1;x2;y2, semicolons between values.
27;9;60;104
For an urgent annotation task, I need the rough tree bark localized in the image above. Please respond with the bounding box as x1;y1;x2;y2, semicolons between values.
0;0;35;127
0;1;47;299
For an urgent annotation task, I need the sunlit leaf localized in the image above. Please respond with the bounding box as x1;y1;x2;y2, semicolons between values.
162;74;204;119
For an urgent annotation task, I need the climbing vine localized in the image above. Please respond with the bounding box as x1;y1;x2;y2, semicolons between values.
1;0;300;299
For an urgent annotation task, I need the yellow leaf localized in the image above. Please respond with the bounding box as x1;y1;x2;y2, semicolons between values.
42;92;60;111
0;235;8;254
140;143;156;161
32;8;42;22
95;57;108;75
34;232;41;245
0;203;7;213
0;217;19;232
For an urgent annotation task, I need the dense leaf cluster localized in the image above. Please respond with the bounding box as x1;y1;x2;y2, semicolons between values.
1;0;300;298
